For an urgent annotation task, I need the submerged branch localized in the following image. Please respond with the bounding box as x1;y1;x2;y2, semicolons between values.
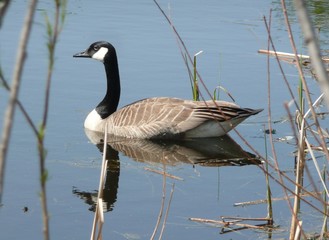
189;217;272;230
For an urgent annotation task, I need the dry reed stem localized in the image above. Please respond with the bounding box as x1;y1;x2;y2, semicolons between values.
234;192;320;207
144;167;183;180
229;70;328;217
150;164;167;240
305;139;329;197
154;0;267;161
282;0;329;161
221;216;271;222
91;123;109;240
291;112;306;238
155;2;326;215
0;0;38;204
96;199;104;240
222;25;329;218
38;2;66;239
263;12;326;239
293;0;329;107
233;103;329;232
0;77;38;136
150;160;176;240
189;217;272;230
153;0;231;119
159;183;175;240
0;0;10;27
155;1;329;237
258;49;329;62
320;215;328;240
279;0;327;238
294;221;302;240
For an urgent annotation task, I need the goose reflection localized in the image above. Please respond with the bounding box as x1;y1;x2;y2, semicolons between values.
85;129;261;167
73;144;120;212
73;129;262;212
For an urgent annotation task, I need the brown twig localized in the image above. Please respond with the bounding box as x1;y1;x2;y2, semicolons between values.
0;0;38;204
37;1;66;239
234;192;320;207
150;165;167;240
280;1;321;238
258;49;329;63
144;167;183;180
0;0;10;28
159;183;175;240
189;217;272;230
0;76;38;136
293;0;329;107
91;123;108;240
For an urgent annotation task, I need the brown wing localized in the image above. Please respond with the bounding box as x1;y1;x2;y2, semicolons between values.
106;97;261;138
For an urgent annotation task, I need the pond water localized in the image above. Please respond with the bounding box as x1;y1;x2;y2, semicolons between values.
1;0;328;239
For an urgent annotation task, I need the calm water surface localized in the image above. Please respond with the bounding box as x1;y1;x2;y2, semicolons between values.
0;0;328;239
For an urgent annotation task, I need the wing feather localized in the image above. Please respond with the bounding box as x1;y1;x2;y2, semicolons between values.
105;97;261;138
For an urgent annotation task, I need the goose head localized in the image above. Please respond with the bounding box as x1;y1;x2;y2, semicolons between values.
73;41;121;120
73;41;116;62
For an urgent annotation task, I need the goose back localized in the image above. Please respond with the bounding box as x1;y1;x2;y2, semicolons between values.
84;97;261;139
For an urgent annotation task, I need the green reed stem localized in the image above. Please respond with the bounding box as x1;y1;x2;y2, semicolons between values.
264;126;273;223
193;51;202;101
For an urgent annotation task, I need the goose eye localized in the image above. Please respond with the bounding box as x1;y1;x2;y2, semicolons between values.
93;46;99;51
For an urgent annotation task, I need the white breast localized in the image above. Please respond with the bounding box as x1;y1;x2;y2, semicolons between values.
84;109;105;132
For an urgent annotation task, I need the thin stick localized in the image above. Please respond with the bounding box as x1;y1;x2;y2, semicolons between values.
262;14;296;221
258;49;329;62
280;1;313;238
222;216;271;221
189;217;271;230
262;14;329;232
233;126;329;216
91;123;108;240
234;191;320;207
0;0;10;27
153;0;214;101
305;138;329;197
150;165;166;240
282;0;329;166
293;0;329;107
0;77;38;136
159;183;175;240
37;2;66;239
144;167;183;180
320;208;328;240
0;0;38;204
294;221;302;240
96;199;104;240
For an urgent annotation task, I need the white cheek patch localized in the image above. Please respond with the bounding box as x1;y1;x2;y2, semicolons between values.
92;47;108;62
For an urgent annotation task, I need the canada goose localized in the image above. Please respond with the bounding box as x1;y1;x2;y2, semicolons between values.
73;41;262;139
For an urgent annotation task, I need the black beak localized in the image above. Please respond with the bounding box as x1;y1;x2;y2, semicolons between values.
73;50;90;58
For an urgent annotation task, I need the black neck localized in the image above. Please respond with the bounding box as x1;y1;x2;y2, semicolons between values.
96;51;121;119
